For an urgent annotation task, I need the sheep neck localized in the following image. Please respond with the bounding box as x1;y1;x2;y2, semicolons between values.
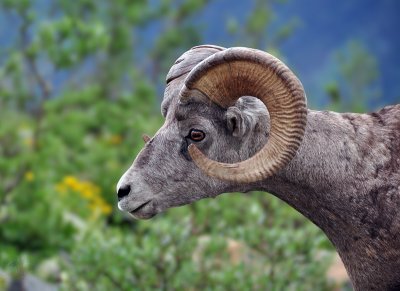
250;107;400;290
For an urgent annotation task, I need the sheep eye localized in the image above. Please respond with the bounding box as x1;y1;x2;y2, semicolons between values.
189;129;205;141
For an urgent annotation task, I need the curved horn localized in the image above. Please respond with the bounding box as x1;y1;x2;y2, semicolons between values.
179;47;307;183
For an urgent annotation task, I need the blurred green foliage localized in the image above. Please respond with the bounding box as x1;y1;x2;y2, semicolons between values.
325;41;380;113
0;0;352;290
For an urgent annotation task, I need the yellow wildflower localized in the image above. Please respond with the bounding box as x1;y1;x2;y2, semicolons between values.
56;175;111;217
81;188;94;199
24;171;34;182
70;181;83;192
100;203;112;215
90;201;112;216
63;176;78;187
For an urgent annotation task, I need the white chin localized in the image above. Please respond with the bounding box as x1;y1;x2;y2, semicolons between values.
117;202;125;211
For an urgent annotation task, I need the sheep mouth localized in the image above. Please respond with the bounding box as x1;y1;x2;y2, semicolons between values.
129;200;155;219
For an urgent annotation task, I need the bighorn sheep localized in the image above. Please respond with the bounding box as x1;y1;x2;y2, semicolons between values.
117;45;400;290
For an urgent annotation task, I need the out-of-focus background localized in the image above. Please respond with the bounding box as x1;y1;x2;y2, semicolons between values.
0;0;399;290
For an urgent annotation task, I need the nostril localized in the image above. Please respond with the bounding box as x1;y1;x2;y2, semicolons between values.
117;184;131;201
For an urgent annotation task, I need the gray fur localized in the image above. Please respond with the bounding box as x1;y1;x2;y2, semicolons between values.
117;49;400;290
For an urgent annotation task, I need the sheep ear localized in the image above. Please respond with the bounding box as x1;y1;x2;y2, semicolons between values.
225;106;246;137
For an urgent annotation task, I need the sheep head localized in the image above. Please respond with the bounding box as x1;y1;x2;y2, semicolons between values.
116;45;307;219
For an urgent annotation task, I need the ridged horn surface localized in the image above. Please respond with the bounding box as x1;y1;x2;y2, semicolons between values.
179;47;307;183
